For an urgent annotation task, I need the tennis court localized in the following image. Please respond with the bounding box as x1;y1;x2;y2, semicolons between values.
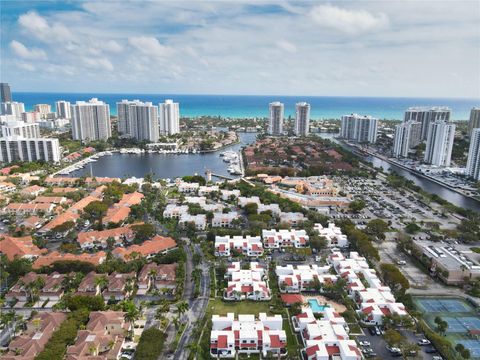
457;340;480;358
415;298;473;313
443;317;480;333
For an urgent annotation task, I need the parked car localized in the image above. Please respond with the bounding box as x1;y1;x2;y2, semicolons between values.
368;327;377;335
374;326;382;335
397;260;406;265
364;352;377;358
417;339;431;346
359;341;371;347
425;347;438;354
432;356;443;360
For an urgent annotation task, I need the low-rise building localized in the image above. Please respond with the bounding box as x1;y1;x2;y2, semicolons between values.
224;262;270;301
76;271;101;296
215;235;263;257
275;264;336;293
313;223;348;248
238;196;261;207
6;272;66;302
0;181;16;193
137;263;177;295
178;181;200;193
163;204;189;219
102;272;136;301
0;234;47;260
4;202;56;215
221;189;241;201
198;185;219;195
112;235;177;260
279;212;306;226
3;312;67;360
179;213;207;230
32;251;107;269
77;225;137;250
20;185;46;196
66;311;129;360
262;229;309;249
102;191;144;225
212;211;240;228
210;313;287;358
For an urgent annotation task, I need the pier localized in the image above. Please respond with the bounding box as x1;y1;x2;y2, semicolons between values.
210;173;236;180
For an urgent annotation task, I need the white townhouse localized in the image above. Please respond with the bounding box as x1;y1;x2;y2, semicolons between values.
215;235;264;257
262;229;309;249
163;204;189;219
212;211;240;228
179;213;207;230
221;189;241;201
279;212;306;227
275;264;336;293
224;262;270;301
313;223;348;248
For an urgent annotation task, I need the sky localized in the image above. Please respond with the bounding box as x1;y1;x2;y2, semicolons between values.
1;0;479;98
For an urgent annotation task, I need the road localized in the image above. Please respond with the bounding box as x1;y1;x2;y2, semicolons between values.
173;243;211;360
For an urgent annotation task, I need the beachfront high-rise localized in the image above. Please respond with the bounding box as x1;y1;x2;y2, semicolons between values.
34;104;52;119
71;98;111;142
0;83;12;102
340;114;378;144
0;101;25;120
268;102;284;135
466;128;480;180
424;121;455;167
56;101;71;119
117;100;159;142
159;99;180;135
294;102;310;136
404;106;451;141
468;107;480;137
392;121;422;158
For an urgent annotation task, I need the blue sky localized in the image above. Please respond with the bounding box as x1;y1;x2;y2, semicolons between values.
1;0;479;98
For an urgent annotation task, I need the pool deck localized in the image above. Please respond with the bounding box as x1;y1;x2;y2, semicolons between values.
303;295;346;313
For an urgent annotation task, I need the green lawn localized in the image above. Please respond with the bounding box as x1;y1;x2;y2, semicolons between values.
208;298;271;316
283;312;301;357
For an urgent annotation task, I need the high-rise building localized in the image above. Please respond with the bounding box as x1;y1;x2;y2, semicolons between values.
0;83;12;102
21;111;41;123
1;102;25;120
404;107;451;141
468;107;480;137
0;136;61;163
0;121;41;138
294;102;310;136
340;114;378;144
466;128;480;180
392;121;422;158
55;101;71;119
117;100;159;142
34;104;52;119
424;121;455;167
71;98;111;141
268;102;284;135
159;99;180;135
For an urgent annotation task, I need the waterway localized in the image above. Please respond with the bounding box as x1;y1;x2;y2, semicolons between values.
67;132;257;180
318;133;480;212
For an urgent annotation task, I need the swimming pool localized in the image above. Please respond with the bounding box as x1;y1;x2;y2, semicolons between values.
308;299;329;313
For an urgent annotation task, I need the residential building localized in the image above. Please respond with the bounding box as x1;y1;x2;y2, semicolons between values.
21;185;49;196
469;107;480;136
313;223;348;247
137;263;177;295
38;118;70;130
102;191;144;225
0;234;47;260
71;98;111;141
179;213;207;230
34;104;51;119
66;311;129;360
424;121;455;166
198;185;220;196
340;114;378;144
159;99;180;135
467;128;480;180
163;204;189;219
268;101;284;135
275;264;335;293
117;99;159;142
221;189;241;200
4;313;66;360
212;211;240;228
392;120;422;158
0;181;16;193
77;225;137;250
404;106;451;140
0;121;40;138
262;229;309;248
6;272;66;302
21;111;41;123
1;101;25;120
33;251;107;269
215;235;263;257
238;196;261;207
112;235;177;260
279;212;306;226
210;313;287;358
0;135;61;162
295;102;310;136
177;180;199;193
0;83;12;102
224;262;270;301
76;271;101;296
4;202;56;215
55;100;71;119
329;252;408;325
102;272;135;301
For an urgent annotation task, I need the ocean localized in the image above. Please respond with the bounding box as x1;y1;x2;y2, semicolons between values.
12;92;479;121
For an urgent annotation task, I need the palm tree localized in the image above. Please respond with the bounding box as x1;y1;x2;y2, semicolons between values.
123;302;140;338
172;316;180;329
148;268;158;291
95;275;109;292
176;300;189;318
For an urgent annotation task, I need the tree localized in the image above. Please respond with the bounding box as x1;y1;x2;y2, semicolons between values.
244;202;258;215
132;223;156;243
384;329;403;346
366;219;389;241
95;275;109;291
349;199;365;213
83;201;108;222
176;300;189;318
380;263;410;297
123;300;140;338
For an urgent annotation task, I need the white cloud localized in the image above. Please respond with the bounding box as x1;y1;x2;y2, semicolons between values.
128;36;171;58
276;40;296;53
310;4;389;34
10;40;47;60
81;57;114;71
17;62;36;72
18;11;72;42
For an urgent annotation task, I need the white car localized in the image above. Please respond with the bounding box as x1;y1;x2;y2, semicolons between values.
397;260;406;265
417;339;431;346
358;341;371;347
